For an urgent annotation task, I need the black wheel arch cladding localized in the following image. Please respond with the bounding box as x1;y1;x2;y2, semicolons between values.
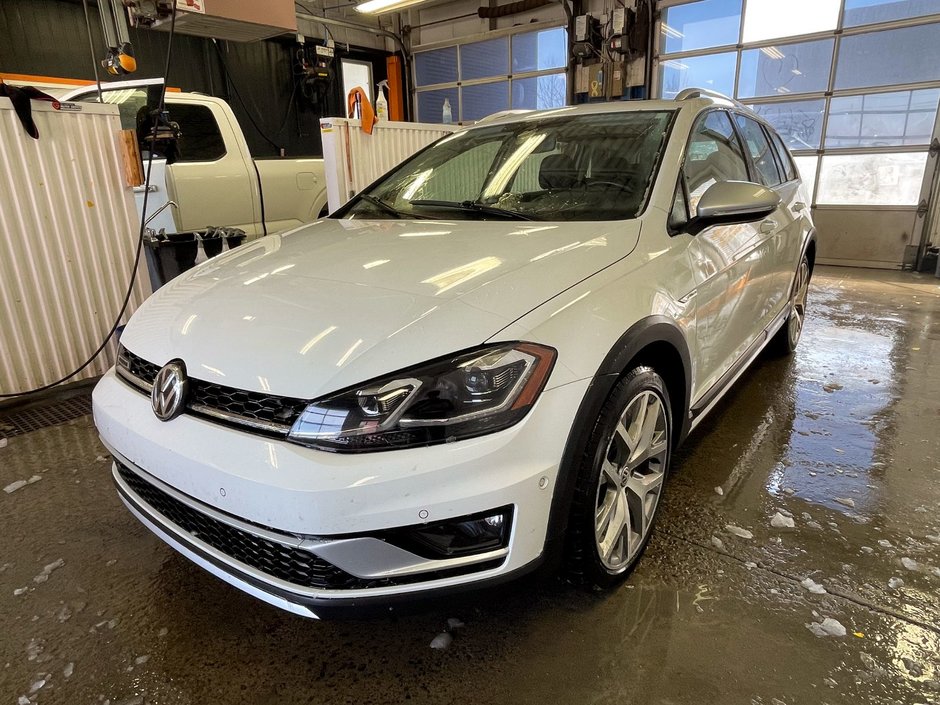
544;315;692;550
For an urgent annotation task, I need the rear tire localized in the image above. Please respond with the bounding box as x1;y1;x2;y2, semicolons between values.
771;254;811;355
564;367;672;589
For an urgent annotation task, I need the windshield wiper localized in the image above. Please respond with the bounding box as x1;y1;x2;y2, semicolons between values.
409;200;538;221
357;194;406;219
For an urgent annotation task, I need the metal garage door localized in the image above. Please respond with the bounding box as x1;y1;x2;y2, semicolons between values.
654;0;940;269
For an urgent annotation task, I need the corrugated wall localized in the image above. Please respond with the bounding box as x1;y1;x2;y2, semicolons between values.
0;99;150;395
321;118;457;211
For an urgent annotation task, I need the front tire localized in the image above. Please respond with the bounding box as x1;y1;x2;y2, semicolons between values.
565;367;672;588
771;254;811;355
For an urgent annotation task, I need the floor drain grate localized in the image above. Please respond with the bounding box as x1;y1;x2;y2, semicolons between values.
0;394;93;438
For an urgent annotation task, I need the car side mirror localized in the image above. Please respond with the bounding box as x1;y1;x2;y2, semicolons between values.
686;181;780;236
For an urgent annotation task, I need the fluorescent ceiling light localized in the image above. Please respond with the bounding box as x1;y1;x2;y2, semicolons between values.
355;0;427;14
760;46;785;60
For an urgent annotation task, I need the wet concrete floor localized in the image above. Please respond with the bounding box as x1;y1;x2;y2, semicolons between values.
2;266;939;705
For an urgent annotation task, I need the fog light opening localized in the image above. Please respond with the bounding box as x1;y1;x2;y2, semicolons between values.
395;506;513;559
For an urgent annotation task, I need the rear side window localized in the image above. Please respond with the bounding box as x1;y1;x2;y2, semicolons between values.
168;103;226;162
768;129;797;182
734;114;783;187
683;110;750;214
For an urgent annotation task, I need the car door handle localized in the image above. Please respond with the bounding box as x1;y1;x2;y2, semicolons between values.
133;184;159;194
760;219;777;234
793;201;806;212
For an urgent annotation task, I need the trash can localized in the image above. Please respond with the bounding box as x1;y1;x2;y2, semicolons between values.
145;232;199;289
224;232;246;250
200;230;224;258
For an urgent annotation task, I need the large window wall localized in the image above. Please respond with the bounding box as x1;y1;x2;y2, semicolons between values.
413;25;567;124
655;0;940;214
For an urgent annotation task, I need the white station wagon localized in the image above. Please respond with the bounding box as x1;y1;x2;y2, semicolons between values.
94;89;815;618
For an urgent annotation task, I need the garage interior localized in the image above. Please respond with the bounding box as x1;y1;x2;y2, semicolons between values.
2;0;940;703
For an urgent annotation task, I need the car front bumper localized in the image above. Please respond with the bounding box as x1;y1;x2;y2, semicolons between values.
93;368;588;617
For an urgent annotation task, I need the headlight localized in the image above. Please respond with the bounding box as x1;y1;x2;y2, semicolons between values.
287;342;556;452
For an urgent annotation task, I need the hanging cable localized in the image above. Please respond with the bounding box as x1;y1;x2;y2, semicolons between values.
0;2;180;399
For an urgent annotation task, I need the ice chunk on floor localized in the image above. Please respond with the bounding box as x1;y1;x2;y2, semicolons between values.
834;497;855;508
33;558;65;584
714;486;724;496
901;557;919;571
0;437;7;448
29;679;46;693
823;677;838;688
801;577;827;594
888;577;904;589
4;480;28;494
430;632;452;650
134;655;150;665
877;539;892;548
724;524;753;539
860;546;874;554
446;618;465;631
13;586;28;596
17;696;29;705
711;536;725;551
806;617;846;637
926;534;940;545
771;512;795;529
806;521;823;530
63;662;74;678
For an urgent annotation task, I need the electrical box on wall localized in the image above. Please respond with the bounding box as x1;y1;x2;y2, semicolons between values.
573;14;601;59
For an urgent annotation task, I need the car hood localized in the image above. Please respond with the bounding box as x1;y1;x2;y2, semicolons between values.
122;217;640;398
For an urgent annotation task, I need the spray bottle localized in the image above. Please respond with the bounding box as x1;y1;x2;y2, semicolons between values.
442;97;453;125
375;80;389;120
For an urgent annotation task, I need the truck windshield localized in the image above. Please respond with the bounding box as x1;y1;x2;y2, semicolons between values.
341;110;675;222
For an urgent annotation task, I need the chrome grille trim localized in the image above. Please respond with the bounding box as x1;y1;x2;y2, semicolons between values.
116;346;304;436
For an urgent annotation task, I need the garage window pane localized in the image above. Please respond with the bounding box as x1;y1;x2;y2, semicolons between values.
793;155;818;200
415;47;458;86
826;89;940;148
660;0;742;54
659;52;737;99
843;0;940;27
835;23;940;90
737;39;833;98
748;99;826;150
743;0;840;42
816;152;928;205
417;88;459;123
460;38;509;80
512;74;567;109
512;27;567;72
462;82;509;121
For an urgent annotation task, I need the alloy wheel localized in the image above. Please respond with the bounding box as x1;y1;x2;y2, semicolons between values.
788;259;810;345
593;390;669;572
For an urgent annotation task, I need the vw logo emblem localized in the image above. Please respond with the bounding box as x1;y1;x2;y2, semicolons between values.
151;360;189;422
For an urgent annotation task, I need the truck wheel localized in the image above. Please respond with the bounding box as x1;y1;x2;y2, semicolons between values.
565;367;672;588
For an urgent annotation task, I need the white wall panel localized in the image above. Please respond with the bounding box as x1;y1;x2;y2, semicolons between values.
0;99;150;395
320;117;457;212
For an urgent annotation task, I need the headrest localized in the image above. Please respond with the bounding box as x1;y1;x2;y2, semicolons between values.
538;154;579;190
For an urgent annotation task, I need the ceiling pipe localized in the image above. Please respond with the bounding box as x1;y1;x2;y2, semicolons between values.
296;9;408;56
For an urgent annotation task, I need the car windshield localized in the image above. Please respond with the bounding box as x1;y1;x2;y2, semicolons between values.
340;110;675;222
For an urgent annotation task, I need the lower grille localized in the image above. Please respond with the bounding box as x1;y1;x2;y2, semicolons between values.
116;463;507;592
116;463;376;590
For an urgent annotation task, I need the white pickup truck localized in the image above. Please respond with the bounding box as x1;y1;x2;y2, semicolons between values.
60;79;328;238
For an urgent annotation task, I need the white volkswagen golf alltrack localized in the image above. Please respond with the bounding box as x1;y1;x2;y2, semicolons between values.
94;89;815;618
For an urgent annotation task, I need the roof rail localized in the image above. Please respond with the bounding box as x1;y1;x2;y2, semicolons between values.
674;87;748;110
